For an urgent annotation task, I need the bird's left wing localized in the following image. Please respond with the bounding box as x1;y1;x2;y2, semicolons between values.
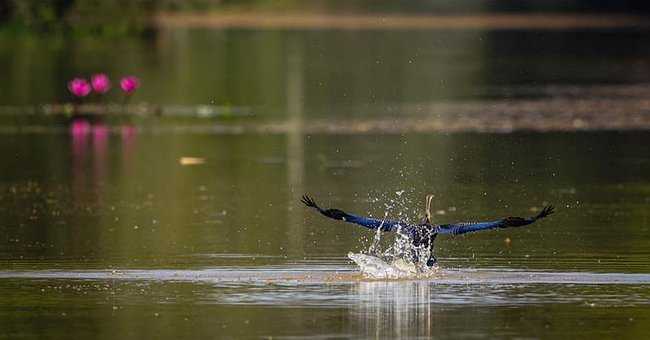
436;205;554;235
301;195;406;232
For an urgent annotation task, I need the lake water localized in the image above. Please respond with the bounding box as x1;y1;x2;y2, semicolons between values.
1;24;650;338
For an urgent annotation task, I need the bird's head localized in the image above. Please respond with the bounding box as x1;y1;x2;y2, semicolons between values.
323;209;348;220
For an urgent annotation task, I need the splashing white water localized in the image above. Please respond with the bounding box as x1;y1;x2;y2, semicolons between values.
348;252;439;279
348;253;415;279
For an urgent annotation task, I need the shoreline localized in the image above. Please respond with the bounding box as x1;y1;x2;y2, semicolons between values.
155;12;649;30
2;89;650;133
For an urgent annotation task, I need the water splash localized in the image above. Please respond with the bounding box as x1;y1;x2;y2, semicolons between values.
347;253;439;279
356;190;437;279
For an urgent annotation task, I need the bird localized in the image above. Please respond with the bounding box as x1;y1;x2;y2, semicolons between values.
301;194;554;267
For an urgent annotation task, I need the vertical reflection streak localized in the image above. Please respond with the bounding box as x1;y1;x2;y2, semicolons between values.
354;281;434;338
286;35;305;258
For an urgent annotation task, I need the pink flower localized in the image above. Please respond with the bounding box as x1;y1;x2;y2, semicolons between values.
91;73;111;93
120;76;140;94
68;78;92;97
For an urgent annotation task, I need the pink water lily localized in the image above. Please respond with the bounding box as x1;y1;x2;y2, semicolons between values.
91;73;111;93
120;76;140;94
68;78;92;97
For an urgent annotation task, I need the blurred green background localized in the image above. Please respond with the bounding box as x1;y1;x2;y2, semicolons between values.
1;0;649;34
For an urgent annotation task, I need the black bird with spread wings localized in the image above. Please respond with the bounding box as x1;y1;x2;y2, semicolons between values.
301;194;554;267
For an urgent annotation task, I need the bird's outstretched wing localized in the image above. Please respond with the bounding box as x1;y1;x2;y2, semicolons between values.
436;205;554;235
301;194;406;232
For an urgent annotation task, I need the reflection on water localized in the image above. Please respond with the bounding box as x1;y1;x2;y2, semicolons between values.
352;280;650;338
355;281;434;338
1;265;649;338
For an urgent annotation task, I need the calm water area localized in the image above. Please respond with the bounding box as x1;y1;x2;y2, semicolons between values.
1;24;650;338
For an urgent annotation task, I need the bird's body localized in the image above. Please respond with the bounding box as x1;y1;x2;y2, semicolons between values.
301;195;554;267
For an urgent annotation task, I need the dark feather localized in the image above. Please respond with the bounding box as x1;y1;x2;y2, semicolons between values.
301;195;321;210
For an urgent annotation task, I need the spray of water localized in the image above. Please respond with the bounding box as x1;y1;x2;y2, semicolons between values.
351;190;440;279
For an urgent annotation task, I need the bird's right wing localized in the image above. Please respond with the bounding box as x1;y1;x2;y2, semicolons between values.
301;195;405;232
